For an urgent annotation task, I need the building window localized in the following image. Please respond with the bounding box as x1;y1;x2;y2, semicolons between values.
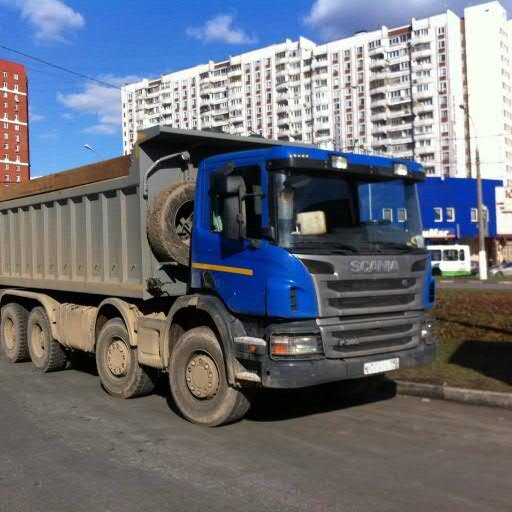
446;207;455;222
434;207;443;222
382;208;393;222
397;208;407;223
471;207;488;223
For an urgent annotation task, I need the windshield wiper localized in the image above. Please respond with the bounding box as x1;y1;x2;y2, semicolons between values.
291;240;359;254
372;242;425;253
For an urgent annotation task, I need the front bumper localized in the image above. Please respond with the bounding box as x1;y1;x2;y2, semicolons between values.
245;338;436;389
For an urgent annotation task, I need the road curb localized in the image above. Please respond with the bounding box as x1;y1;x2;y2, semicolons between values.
395;380;512;410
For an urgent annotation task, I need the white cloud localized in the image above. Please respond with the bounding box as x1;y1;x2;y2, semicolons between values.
61;112;73;120
1;0;84;42
304;0;479;39
57;75;140;135
29;113;45;122
186;14;257;45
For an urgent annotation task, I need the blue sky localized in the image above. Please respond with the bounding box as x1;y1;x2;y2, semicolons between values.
0;0;504;176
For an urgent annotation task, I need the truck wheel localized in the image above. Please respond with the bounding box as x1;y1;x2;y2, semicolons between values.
96;318;155;399
147;181;195;266
169;327;251;426
0;302;29;362
27;307;67;373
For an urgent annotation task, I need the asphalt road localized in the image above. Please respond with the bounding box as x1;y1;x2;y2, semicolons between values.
1;354;512;512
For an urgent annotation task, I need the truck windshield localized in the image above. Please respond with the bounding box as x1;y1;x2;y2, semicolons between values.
272;170;425;254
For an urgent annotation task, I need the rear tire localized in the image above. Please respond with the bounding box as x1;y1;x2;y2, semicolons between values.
169;326;251;426
0;302;29;363
96;318;156;399
27;307;67;373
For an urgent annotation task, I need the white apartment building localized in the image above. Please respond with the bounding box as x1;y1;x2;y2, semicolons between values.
121;1;512;186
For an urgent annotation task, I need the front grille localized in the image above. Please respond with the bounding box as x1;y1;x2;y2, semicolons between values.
331;335;413;355
327;278;416;293
328;294;415;309
320;315;422;359
331;323;413;340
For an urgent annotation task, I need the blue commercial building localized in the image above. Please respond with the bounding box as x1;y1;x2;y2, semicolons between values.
418;177;500;241
417;177;503;262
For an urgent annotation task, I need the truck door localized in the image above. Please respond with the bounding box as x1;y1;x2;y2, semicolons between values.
192;160;269;316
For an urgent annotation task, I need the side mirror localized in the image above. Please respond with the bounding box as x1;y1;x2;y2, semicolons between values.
214;174;247;241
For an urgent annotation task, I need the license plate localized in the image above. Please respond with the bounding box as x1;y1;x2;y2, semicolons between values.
364;358;400;375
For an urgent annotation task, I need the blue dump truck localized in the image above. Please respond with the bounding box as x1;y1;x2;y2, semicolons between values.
0;127;436;426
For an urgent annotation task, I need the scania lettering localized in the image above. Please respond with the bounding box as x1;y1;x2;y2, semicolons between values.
349;260;400;273
0;127;436;426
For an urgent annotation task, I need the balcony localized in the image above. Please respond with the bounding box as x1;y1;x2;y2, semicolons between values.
370;84;388;95
228;67;242;77
369;71;388;82
368;45;385;57
371;97;388;108
389;95;411;106
392;149;414;160
371;111;388;122
411;35;431;46
413;48;432;59
369;58;386;70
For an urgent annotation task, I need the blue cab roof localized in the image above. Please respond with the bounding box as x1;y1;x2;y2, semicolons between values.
202;145;423;173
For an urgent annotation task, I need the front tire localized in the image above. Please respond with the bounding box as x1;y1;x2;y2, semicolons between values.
96;318;155;399
27;307;67;373
0;302;29;363
169;327;251;426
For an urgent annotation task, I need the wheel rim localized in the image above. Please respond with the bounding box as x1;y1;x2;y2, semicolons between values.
3;318;16;350
185;352;219;399
106;337;130;378
31;323;46;359
174;201;194;247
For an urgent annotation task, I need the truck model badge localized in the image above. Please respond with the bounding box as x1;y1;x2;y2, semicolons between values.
350;260;399;273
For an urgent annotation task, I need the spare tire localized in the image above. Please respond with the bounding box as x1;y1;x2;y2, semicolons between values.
147;181;195;266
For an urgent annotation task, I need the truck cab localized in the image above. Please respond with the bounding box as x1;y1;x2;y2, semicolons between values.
190;145;436;390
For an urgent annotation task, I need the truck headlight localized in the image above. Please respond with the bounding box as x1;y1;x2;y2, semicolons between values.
330;155;348;169
270;334;323;357
394;163;408;176
420;317;435;344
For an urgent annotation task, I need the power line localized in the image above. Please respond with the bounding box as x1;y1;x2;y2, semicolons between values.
0;43;120;90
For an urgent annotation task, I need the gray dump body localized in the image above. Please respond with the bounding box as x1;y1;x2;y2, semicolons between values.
0;127;293;300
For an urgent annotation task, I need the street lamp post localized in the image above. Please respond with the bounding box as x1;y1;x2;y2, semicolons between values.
83;144;103;159
460;104;488;280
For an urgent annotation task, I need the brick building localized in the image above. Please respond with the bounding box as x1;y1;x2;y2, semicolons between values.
0;59;29;185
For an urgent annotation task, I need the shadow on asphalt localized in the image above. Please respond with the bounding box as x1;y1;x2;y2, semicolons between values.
67;351;98;376
450;340;512;387
139;373;398;423
246;379;397;422
62;357;398;423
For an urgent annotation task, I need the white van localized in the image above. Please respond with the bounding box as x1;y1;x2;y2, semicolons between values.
427;244;471;277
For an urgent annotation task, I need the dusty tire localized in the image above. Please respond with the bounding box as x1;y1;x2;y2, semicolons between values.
169;327;251;427
497;271;504;278
96;318;156;399
0;302;29;363
147;181;195;266
27;307;67;373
